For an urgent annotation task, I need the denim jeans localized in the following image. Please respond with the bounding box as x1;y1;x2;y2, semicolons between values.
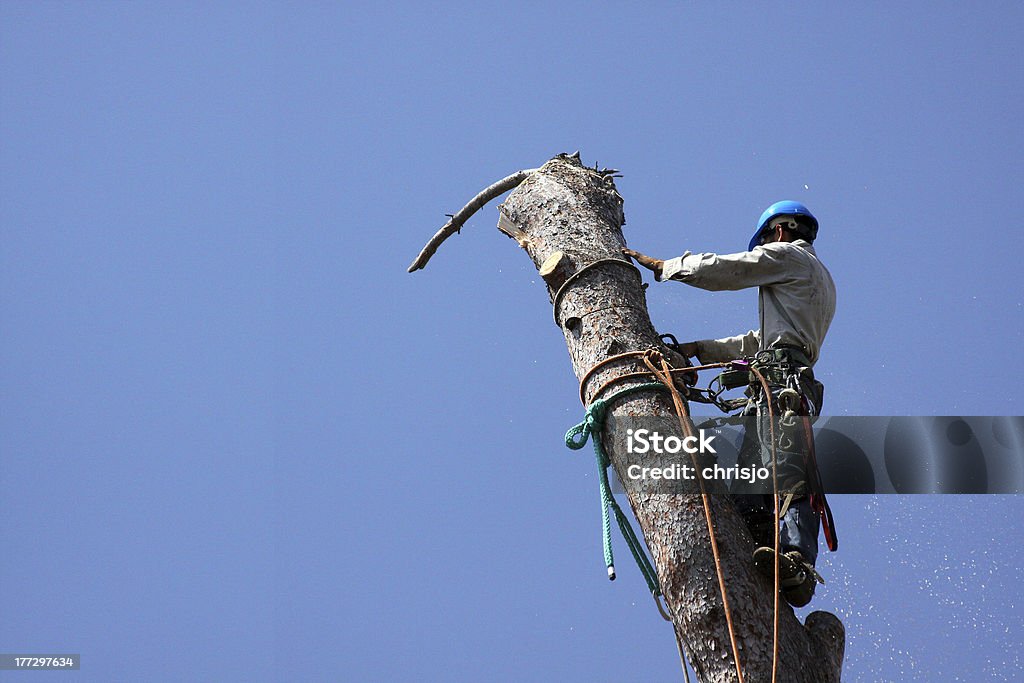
734;493;819;565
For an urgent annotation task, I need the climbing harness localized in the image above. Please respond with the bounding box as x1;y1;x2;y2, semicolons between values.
747;349;839;553
564;341;841;683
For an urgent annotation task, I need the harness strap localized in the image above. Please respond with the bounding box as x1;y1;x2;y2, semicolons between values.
800;411;839;552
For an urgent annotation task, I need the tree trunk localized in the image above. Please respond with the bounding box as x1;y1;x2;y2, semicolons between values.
418;153;844;682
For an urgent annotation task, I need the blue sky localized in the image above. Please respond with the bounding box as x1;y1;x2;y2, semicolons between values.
1;2;1022;681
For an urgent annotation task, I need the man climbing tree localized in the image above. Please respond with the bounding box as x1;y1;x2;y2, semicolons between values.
622;200;837;607
410;157;846;682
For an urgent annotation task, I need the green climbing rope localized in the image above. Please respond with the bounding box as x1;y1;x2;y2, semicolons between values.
565;381;667;597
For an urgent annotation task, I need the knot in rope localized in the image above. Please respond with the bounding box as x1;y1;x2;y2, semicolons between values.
564;396;611;460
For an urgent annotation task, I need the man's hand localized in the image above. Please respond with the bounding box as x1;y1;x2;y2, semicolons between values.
622;248;665;279
678;341;698;358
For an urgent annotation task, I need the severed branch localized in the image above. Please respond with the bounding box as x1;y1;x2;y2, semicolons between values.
407;169;538;272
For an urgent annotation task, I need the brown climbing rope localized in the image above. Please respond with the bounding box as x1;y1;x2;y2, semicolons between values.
576;346;795;683
641;351;746;683
749;364;782;683
575;347;745;681
578;350;730;406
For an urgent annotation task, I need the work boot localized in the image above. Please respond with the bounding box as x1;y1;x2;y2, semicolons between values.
752;547;823;608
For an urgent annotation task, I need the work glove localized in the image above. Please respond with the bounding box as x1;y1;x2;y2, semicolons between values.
621;248;665;279
677;342;698;358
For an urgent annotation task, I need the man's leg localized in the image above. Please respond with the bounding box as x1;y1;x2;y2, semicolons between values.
753;372;824;606
780;496;819;566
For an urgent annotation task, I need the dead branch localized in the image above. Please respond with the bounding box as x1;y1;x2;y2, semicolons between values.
407;169;538;272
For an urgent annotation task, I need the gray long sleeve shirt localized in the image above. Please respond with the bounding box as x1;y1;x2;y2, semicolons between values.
659;239;836;366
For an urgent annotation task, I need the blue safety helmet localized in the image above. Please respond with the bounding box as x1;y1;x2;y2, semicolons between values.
748;200;818;251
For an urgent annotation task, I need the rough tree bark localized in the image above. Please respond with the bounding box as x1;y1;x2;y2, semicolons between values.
411;153;844;682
